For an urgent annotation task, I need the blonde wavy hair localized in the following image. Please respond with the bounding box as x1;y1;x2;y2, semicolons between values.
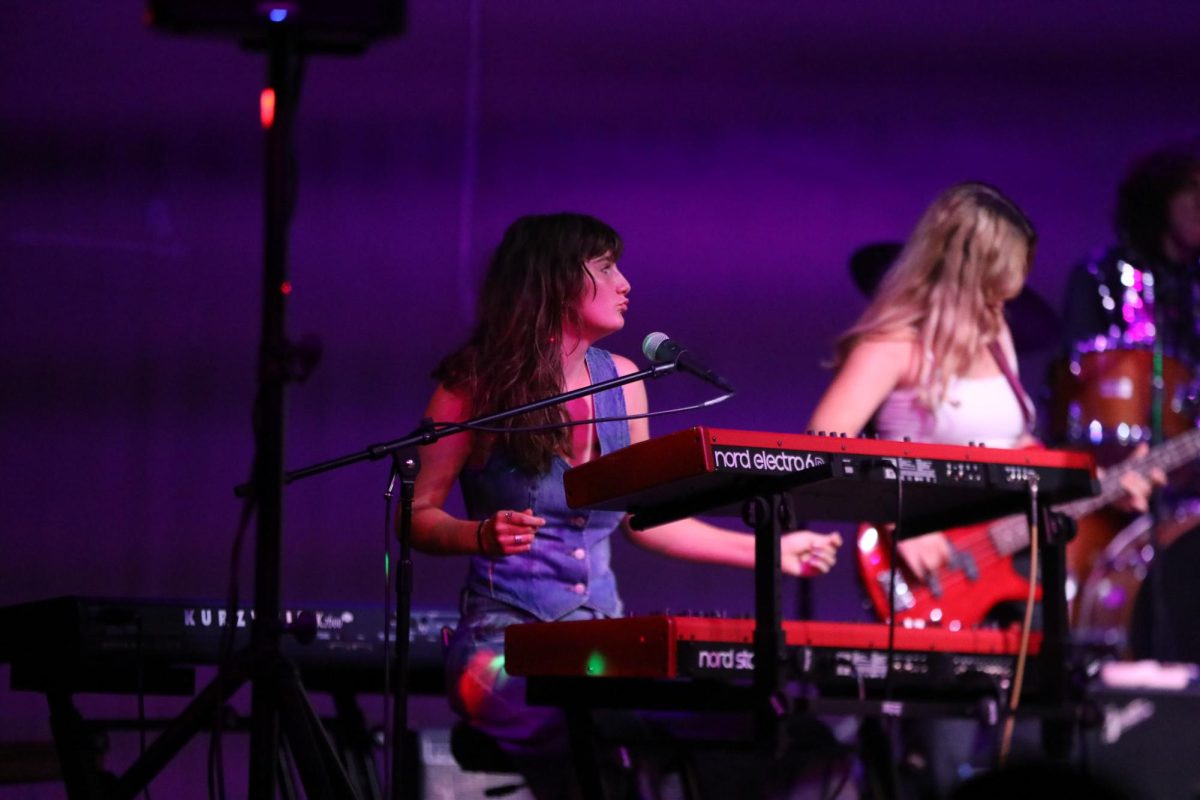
834;182;1036;410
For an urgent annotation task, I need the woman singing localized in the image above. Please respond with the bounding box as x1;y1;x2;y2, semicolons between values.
411;212;842;797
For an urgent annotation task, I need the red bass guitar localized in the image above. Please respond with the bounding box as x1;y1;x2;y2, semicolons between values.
857;430;1200;628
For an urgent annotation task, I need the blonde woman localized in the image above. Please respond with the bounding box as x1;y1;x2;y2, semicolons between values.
809;183;1041;576
808;183;1155;579
807;183;1160;793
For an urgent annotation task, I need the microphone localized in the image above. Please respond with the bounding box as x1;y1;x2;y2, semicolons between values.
642;332;736;394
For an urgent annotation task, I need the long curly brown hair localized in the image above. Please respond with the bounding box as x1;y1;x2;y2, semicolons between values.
1116;141;1200;264
435;213;624;474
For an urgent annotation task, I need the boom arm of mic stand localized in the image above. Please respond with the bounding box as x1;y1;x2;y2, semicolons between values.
232;360;679;497
362;361;677;465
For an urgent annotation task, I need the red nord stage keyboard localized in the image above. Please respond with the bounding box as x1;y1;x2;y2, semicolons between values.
564;427;1096;533
506;616;1041;696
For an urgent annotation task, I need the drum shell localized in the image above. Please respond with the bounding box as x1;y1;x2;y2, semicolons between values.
1048;349;1193;453
1074;514;1200;659
1129;516;1200;663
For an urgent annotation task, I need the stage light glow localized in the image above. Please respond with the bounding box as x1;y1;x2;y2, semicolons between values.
260;88;276;129
586;650;607;676
859;526;879;553
457;650;507;717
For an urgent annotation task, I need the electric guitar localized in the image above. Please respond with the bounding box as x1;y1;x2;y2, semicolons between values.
857;429;1200;628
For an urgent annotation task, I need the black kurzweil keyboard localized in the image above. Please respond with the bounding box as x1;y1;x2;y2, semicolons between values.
0;596;457;695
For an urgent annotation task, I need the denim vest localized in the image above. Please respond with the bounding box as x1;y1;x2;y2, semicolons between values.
459;347;629;621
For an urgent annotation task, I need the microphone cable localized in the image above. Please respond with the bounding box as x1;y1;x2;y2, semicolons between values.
999;478;1040;765
431;392;733;435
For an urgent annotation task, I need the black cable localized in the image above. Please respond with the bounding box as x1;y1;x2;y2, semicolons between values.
875;460;904;798
886;460;903;699
434;392;733;435
999;479;1040;765
820;658;865;800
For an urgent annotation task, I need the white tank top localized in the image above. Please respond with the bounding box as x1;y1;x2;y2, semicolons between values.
874;373;1028;448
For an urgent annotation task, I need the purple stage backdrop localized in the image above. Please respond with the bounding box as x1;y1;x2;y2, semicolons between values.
1;2;1197;796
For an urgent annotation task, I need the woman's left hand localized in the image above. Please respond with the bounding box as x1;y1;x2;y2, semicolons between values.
780;530;843;577
1107;443;1167;514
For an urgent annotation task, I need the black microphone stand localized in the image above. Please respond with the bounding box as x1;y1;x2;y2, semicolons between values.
271;359;681;800
96;15;375;800
244;19;298;799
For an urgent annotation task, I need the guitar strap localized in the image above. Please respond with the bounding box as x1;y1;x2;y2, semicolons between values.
987;340;1036;435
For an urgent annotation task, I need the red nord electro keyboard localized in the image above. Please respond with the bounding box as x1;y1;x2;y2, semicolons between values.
564;427;1096;533
506;616;1040;697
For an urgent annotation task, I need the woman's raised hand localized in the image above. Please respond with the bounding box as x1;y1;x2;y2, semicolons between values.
780;530;843;576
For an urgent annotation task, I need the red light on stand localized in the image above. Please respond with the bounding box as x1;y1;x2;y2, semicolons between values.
260;88;276;129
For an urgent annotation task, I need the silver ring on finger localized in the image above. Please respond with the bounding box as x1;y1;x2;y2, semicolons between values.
514;534;523;545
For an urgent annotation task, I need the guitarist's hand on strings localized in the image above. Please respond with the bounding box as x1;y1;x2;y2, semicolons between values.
1101;443;1166;514
868;524;953;582
897;532;952;582
1022;435;1162;514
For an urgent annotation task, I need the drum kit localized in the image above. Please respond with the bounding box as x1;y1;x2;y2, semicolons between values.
850;242;1200;659
1048;344;1200;659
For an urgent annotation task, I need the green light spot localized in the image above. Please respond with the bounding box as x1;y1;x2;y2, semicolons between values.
586;651;607;676
490;653;506;673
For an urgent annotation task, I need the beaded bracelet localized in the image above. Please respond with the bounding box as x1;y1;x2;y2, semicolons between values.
475;519;487;554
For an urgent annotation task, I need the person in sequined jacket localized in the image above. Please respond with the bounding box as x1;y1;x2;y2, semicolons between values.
1062;141;1200;362
1059;142;1200;664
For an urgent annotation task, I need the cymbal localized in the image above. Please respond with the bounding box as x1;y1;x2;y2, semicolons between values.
848;241;1062;354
